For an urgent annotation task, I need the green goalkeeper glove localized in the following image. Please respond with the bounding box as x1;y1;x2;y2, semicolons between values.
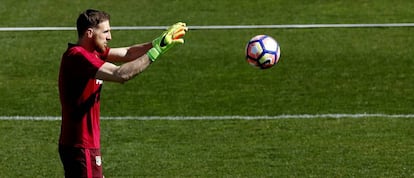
147;22;188;62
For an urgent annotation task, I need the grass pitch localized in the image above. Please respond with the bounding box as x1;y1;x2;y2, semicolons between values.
1;0;414;177
1;118;413;177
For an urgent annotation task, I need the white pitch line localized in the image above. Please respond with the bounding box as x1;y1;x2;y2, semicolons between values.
1;23;414;31
1;114;414;120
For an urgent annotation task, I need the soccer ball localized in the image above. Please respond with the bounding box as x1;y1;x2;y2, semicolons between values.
245;35;281;69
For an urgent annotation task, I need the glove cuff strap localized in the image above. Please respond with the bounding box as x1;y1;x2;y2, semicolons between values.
147;48;160;62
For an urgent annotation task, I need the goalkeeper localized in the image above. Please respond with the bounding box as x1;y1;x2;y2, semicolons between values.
58;9;188;178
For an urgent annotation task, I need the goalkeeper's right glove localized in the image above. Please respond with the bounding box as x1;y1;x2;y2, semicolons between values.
147;22;188;62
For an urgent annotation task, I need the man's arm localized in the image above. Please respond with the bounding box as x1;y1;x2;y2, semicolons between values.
95;22;188;84
106;42;152;63
95;42;153;83
96;54;152;84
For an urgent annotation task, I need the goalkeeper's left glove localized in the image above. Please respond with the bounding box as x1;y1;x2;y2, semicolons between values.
147;22;188;62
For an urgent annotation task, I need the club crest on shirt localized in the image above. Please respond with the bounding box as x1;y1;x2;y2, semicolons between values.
96;79;103;85
96;156;102;166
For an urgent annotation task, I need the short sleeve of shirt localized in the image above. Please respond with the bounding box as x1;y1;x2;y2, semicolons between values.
65;46;108;78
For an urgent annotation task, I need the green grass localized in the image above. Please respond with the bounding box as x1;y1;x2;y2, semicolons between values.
1;118;413;177
2;0;414;26
1;0;414;177
2;28;414;116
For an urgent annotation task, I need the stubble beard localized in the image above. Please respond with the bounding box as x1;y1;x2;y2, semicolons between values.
95;41;107;53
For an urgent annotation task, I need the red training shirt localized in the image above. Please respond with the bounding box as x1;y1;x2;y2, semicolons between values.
58;43;110;149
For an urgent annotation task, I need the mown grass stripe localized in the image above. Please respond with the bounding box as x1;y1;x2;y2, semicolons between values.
1;23;414;31
1;114;414;120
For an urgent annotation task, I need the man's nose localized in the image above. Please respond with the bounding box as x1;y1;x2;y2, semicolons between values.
107;32;112;41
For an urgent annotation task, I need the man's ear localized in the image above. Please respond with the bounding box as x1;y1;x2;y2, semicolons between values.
86;28;94;38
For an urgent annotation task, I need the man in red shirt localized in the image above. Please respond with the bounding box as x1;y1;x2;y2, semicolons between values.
58;9;187;177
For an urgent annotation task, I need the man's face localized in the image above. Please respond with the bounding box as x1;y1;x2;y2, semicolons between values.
92;20;111;53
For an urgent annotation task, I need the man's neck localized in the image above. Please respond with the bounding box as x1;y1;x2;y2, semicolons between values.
77;38;95;52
